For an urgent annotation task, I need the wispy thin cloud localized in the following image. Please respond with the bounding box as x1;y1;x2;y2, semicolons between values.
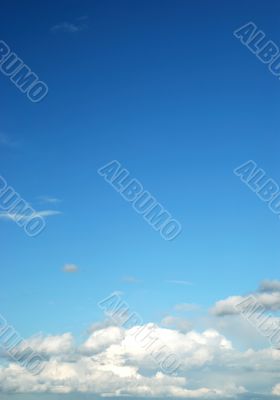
122;275;141;284
165;280;193;286
174;303;199;312
35;210;61;218
77;15;88;22
0;133;19;148
0;210;61;222
161;315;192;332
50;17;88;34
38;196;62;205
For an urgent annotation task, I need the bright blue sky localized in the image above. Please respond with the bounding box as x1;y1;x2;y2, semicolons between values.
0;0;280;374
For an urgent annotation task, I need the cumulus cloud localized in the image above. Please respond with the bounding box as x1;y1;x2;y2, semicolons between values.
3;320;280;398
211;280;280;316
88;319;117;333
3;279;280;400
82;326;125;354
0;324;251;397
24;333;74;356
259;280;280;293
211;296;244;316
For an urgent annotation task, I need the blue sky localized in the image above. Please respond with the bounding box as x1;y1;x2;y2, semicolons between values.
1;0;280;398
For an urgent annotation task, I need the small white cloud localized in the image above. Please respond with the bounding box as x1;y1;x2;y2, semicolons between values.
63;264;78;273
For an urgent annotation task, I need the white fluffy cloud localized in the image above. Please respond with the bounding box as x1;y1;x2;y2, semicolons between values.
24;333;74;355
3;280;280;398
1;322;280;398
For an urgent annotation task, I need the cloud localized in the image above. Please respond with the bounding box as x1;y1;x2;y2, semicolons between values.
63;264;78;273
161;316;192;333
34;210;61;218
0;133;19;148
165;280;193;286
88;319;118;334
259;280;280;292
211;280;280;316
256;291;280;310
0;324;253;397
82;326;124;354
174;303;200;312
38;196;62;205
3;281;280;398
273;383;280;395
0;210;61;222
23;333;74;356
210;296;244;316
2;321;280;397
122;276;141;284
50;18;88;34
